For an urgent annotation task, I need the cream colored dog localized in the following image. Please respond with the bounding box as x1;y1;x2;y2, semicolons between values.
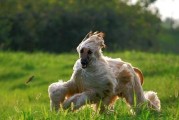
48;32;161;113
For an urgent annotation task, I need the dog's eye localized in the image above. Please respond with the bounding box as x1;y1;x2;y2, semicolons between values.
80;49;84;53
88;50;92;54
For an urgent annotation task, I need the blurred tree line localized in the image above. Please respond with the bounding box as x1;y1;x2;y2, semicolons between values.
0;0;161;53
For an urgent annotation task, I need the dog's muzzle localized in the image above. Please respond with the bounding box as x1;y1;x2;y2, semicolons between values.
81;58;89;69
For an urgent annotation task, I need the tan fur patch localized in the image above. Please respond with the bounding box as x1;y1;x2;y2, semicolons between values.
97;32;105;38
119;70;132;84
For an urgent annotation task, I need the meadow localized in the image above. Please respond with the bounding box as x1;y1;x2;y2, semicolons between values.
0;51;178;120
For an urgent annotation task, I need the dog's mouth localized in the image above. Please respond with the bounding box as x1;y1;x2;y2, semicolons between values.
82;64;87;68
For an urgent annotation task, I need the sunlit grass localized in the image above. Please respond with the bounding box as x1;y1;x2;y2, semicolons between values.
0;51;178;119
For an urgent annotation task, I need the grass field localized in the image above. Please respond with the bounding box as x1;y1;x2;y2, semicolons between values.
0;51;179;120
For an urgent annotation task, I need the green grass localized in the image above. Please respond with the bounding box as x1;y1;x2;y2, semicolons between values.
0;51;179;120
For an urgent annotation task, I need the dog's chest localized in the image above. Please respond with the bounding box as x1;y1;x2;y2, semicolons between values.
80;70;112;90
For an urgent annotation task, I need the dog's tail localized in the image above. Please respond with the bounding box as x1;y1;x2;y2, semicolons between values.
133;67;144;85
144;91;161;112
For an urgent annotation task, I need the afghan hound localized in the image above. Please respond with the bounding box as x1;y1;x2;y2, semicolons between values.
48;31;160;113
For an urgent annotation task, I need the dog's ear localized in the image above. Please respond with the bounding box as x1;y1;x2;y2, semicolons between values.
97;32;105;48
97;32;105;38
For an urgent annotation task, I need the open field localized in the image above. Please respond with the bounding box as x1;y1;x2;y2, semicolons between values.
0;51;178;120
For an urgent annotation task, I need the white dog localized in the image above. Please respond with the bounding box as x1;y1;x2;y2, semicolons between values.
48;31;161;113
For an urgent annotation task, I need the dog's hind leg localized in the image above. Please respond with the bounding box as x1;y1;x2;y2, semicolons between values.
117;64;146;110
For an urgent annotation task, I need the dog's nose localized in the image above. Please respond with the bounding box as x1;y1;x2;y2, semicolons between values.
81;59;88;68
81;59;87;65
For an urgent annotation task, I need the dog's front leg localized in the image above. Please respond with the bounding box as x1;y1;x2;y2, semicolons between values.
63;90;99;111
48;66;82;111
48;80;77;111
62;93;87;111
48;81;67;111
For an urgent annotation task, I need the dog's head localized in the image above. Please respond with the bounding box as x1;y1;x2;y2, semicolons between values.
77;31;106;69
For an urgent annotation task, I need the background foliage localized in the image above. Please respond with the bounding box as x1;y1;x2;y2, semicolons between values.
0;0;163;53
